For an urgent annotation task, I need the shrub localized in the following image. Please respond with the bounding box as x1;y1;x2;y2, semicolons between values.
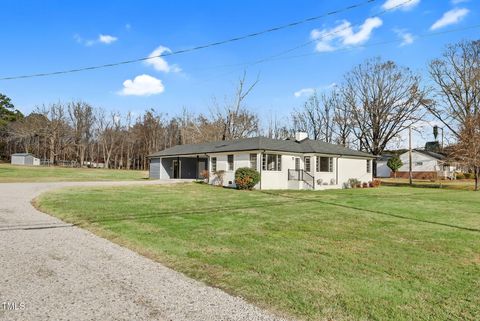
213;170;226;186
372;179;381;187
368;181;374;188
464;172;473;179
234;167;260;190
456;172;465;180
348;178;361;188
387;156;403;178
200;169;209;181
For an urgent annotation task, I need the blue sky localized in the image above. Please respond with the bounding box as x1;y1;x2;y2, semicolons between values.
0;0;478;146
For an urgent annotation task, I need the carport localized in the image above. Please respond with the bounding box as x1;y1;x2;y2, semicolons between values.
149;155;208;180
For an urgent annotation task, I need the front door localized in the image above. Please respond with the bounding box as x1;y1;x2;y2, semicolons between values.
295;157;300;170
172;159;181;178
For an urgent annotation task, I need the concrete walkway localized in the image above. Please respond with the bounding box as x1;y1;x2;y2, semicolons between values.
0;181;287;321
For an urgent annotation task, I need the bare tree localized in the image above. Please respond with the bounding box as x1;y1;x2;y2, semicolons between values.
291;90;337;142
332;88;352;147
342;58;428;175
213;71;260;140
428;40;480;137
452;114;480;190
68;101;95;166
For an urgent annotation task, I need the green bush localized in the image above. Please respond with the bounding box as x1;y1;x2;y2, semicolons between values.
456;172;465;180
235;167;260;190
463;172;473;179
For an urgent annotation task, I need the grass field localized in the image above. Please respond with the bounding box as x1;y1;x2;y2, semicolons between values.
36;183;480;321
381;177;476;190
0;164;147;182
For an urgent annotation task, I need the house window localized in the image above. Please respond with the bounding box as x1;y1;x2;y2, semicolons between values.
317;156;333;172
227;155;234;171
262;154;281;171
211;157;217;172
367;159;371;173
250;153;257;170
415;162;423;166
304;156;311;172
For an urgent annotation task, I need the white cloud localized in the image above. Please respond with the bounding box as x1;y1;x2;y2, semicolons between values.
394;29;414;46
74;33;118;46
311;17;383;52
294;88;315;98
382;0;420;11
98;34;117;44
118;74;165;96
430;8;469;30
145;46;181;73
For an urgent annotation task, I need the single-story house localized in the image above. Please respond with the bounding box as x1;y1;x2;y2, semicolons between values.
384;149;456;179
148;133;374;190
10;153;40;166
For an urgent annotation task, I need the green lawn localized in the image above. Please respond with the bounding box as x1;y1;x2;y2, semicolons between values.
36;183;480;321
0;163;147;182
381;177;476;191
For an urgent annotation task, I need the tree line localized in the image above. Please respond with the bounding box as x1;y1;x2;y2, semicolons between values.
0;40;479;188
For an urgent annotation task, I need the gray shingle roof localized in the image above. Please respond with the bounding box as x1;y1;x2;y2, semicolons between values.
414;149;446;160
11;153;34;156
149;137;373;158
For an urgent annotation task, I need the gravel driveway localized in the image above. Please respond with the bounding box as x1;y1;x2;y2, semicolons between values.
0;181;287;321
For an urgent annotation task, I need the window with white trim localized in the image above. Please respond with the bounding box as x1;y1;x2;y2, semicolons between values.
317;156;333;172
211;157;217;172
304;156;311;172
262;154;281;171
250;153;257;170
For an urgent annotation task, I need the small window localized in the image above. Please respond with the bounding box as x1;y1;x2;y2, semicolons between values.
250;153;257;170
367;159;371;173
415;162;423;166
317;156;333;172
304;156;311;172
228;155;234;171
211;157;217;172
262;154;281;171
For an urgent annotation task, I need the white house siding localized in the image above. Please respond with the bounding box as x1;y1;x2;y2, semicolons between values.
209;152;254;188
207;152;373;190
11;154;40;166
398;151;440;172
376;161;391;177
337;157;373;187
261;154;297;190
11;155;26;165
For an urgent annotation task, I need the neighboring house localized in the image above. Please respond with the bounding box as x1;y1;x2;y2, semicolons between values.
11;153;40;166
376;154;394;178
392;149;456;179
148;133;374;190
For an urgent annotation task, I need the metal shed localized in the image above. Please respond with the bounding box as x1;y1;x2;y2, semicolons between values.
11;153;41;166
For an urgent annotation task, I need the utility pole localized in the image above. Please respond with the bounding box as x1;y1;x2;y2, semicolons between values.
409;126;413;186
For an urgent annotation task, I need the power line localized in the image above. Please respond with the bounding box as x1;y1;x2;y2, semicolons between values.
0;0;378;81
245;24;480;68
189;0;420;81
186;23;480;87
